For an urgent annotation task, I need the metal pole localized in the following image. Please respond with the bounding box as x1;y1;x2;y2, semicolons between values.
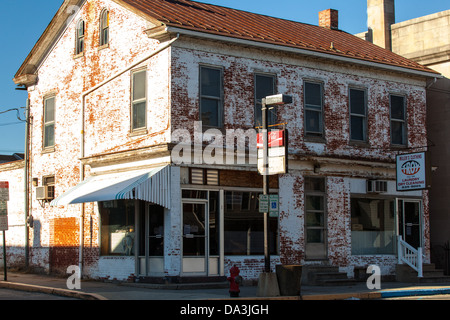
262;99;270;273
24;98;30;269
3;231;6;281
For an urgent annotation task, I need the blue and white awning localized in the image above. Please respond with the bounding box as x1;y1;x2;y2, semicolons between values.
50;166;171;209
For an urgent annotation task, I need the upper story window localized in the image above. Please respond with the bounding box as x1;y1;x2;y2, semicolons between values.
200;66;223;128
43;96;55;149
100;9;109;46
254;74;276;128
390;94;407;146
76;20;85;55
304;81;324;138
349;88;367;142
131;69;147;131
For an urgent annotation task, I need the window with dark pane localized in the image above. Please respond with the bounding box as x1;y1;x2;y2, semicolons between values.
100;9;109;46
304;82;323;137
254;74;276;128
350;88;367;141
390;95;406;145
200;66;223;128
76;20;85;54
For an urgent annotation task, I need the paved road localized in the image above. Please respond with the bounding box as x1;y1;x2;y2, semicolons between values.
0;287;80;300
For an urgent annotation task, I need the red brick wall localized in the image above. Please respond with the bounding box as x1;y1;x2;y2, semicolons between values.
49;217;79;274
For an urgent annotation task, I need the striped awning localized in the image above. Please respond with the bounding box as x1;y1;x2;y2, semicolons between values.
50;166;171;209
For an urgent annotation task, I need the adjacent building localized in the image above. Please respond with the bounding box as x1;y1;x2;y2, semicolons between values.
5;0;440;282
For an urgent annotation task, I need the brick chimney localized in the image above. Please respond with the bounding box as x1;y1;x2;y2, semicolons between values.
319;9;339;30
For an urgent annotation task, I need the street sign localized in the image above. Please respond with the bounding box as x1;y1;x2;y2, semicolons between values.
259;194;279;216
0;181;9;201
0;202;7;231
257;130;285;149
257;130;288;175
259;195;269;213
0;182;8;280
269;195;279;217
0;182;9;231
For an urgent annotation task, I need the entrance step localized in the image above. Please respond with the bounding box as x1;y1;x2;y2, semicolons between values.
396;264;450;283
303;265;356;286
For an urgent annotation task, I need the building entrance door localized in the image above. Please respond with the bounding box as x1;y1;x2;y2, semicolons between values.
182;197;220;276
138;204;165;276
397;199;422;249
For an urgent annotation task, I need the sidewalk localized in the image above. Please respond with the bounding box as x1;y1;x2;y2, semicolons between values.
1;271;450;300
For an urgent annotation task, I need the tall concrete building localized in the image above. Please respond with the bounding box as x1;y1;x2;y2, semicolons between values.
357;0;450;272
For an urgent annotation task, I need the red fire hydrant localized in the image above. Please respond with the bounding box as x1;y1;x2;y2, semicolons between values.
227;265;243;297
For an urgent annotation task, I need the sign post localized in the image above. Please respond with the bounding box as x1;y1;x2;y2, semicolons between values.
259;94;292;274
0;182;9;281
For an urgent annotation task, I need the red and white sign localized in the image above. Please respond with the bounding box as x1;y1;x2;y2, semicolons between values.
0;182;9;201
257;130;288;175
257;130;285;149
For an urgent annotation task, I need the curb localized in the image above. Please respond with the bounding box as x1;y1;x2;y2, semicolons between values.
302;292;382;300
0;281;108;300
379;287;450;299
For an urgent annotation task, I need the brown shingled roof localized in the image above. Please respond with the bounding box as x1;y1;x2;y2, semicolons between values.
121;0;438;75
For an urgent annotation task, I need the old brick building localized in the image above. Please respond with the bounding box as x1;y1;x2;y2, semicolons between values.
6;0;439;282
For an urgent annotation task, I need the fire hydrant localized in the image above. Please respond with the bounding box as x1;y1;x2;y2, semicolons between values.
227;265;243;297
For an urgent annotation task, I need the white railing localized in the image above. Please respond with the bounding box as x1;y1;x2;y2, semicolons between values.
398;236;423;278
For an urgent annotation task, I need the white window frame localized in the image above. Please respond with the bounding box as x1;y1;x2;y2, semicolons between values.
99;9;109;47
76;19;85;55
131;68;147;132
43;96;56;150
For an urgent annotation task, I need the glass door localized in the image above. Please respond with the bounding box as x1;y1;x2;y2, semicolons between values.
138;204;165;276
397;199;422;249
182;191;221;276
182;202;208;274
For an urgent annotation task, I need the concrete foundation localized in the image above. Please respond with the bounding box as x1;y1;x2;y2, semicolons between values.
256;272;280;297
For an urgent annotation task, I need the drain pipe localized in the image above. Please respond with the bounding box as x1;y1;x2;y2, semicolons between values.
24;98;30;269
78;35;179;277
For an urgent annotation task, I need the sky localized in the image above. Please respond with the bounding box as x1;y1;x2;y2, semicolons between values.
0;0;449;155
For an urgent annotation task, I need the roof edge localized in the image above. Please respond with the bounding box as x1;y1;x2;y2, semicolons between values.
165;26;442;79
14;0;87;86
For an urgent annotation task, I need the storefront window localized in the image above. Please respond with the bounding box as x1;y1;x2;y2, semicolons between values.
224;191;278;255
351;198;395;255
100;200;135;256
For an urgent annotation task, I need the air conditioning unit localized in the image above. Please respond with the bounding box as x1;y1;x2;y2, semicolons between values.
36;186;51;200
367;180;388;193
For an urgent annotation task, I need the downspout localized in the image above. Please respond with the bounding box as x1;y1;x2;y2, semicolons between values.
24;98;30;268
78;35;179;278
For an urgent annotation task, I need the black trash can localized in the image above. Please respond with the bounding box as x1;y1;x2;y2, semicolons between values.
276;265;302;296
